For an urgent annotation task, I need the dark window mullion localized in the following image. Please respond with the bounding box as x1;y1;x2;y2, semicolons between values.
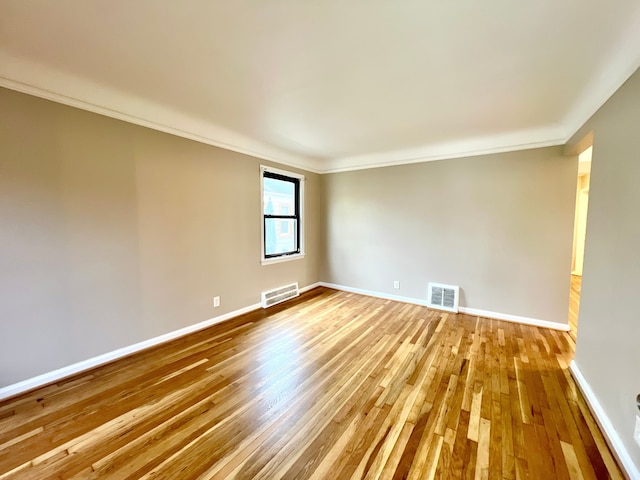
294;180;300;252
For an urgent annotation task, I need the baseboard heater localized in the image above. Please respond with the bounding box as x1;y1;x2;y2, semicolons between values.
261;282;299;308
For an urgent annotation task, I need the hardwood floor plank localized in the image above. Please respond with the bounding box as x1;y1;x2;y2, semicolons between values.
0;287;624;479
475;417;491;480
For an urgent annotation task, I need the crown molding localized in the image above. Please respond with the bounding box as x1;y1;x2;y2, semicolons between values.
320;127;567;173
0;64;570;173
0;52;323;174
3;9;640;177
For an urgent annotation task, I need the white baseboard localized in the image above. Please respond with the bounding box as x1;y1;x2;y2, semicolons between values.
570;360;640;480
0;282;322;402
320;282;431;307
319;282;569;331
458;306;570;331
299;282;321;294
0;303;259;402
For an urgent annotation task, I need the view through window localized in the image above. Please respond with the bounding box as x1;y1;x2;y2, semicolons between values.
262;168;302;260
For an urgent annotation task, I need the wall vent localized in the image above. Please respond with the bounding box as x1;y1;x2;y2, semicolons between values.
427;283;460;313
261;282;299;308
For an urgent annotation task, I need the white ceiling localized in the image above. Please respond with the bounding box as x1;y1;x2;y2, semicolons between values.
2;1;640;173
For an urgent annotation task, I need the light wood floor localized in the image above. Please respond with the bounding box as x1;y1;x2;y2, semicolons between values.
568;275;582;342
0;287;622;479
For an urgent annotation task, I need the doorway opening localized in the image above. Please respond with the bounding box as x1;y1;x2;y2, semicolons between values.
569;145;592;340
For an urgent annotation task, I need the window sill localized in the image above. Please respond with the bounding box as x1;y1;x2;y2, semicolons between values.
261;253;305;266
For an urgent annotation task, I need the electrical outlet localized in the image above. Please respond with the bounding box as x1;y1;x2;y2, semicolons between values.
634;416;640;448
393;280;400;289
213;296;220;308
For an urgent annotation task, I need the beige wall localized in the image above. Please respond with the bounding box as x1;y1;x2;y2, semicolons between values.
566;67;640;472
321;147;577;324
0;85;583;395
0;87;321;387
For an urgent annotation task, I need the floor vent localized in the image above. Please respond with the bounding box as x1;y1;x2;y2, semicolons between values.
261;282;299;308
427;283;460;313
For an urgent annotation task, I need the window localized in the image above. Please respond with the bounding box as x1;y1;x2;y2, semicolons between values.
280;206;290;234
261;166;304;264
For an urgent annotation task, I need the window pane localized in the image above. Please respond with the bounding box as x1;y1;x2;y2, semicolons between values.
265;218;297;256
263;177;296;215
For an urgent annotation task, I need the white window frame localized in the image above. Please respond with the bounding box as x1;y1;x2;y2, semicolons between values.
260;165;305;265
